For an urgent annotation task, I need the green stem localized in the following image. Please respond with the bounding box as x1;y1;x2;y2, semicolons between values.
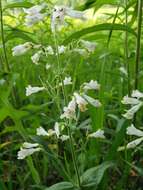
67;124;81;188
125;0;131;95
0;0;10;72
135;0;142;89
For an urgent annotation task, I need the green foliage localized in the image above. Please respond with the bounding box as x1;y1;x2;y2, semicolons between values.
0;0;143;190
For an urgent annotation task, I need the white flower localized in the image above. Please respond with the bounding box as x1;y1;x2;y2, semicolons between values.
36;126;49;136
26;85;45;96
119;67;128;76
51;5;85;32
80;40;96;53
45;46;54;55
23;4;46;26
22;142;39;148
31;51;42;65
126;137;143;149
45;64;51;70
54;122;60;138
131;90;143;99
60;135;69;141
88;129;105;139
17;142;41;159
23;5;45;15
123;102;143;119
83;94;102;108
58;45;66;54
83;80;100;91
60;76;72;86
0;79;5;85
121;96;141;105
126;124;143;137
12;42;33;56
74;92;88;112
60;97;76;119
73;48;87;56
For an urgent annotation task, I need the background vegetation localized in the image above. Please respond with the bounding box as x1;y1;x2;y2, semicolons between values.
0;0;143;190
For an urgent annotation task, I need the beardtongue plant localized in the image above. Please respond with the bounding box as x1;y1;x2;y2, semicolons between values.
1;0;143;189
10;3;108;189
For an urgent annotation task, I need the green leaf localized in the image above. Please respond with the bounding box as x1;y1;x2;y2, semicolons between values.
3;2;33;11
63;23;137;45
45;182;78;190
81;161;115;188
26;157;41;185
0;108;9;123
5;29;35;43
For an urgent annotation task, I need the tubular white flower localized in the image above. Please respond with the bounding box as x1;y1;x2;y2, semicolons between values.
36;126;49;136
126;137;143;149
54;122;60;138
119;67;128;76
60;97;76;119
45;46;54;55
23;142;39;149
23;4;46;26
17;142;41;159
63;77;72;86
45;64;51;70
12;42;33;56
31;51;42;65
73;48;87;56
65;7;86;20
23;5;45;15
83;94;101;108
80;40;96;53
26;85;45;96
60;135;69;141
123;102;143;119
88;129;105;139
18;147;41;159
51;5;85;32
126;124;143;137
131;90;143;99
74;92;88;112
83;80;100;91
121;95;141;105
58;45;66;54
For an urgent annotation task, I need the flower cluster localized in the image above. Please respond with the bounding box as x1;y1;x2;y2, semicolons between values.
118;124;143;151
51;5;86;32
17;142;41;159
121;90;143;119
60;80;101;120
23;4;47;26
36;122;69;141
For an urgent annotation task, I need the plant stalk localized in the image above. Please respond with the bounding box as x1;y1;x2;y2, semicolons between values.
0;0;10;72
67;125;81;188
125;0;131;95
135;0;142;89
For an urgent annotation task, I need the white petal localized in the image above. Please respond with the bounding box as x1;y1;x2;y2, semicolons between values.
88;129;105;139
36;126;49;136
123;102;143;119
83;80;100;90
126;137;143;149
23;142;39;148
60;135;69;141
26;85;45;96
17;147;41;159
54;122;60;138
74;92;88;112
126;124;143;137
83;94;101;108
121;96;141;105
131;90;143;99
